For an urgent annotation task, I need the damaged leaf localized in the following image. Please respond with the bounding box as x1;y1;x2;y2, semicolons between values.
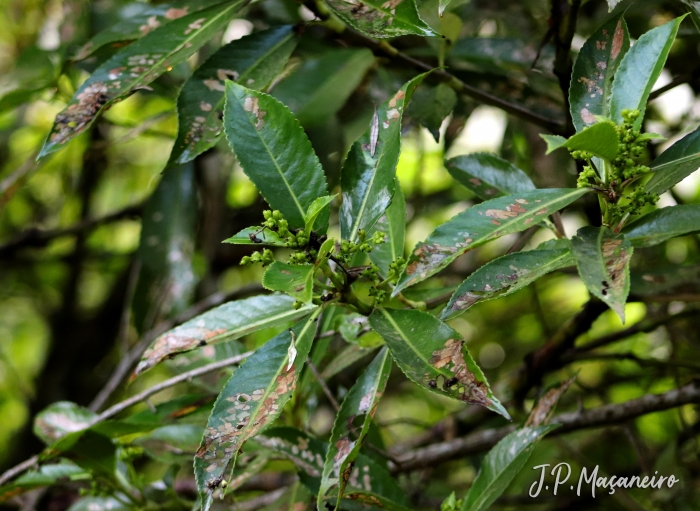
134;294;315;377
169;25;299;165
369;179;405;279
441;240;575;320
318;348;392;510
224;82;328;229
262;262;315;303
394;188;589;294
460;425;559;511
73;0;226;60
407;83;457;141
40;1;246;157
609;15;686;129
445;153;535;200
223;226;287;246
368;308;509;419
325;0;437;39
340;72;429;242
194;312;321;511
33;402;96;445
622;204;700;247
259;428;409;509
569;14;629;131
541;120;619;161
525;376;576;427
571;226;633;322
646;127;700;195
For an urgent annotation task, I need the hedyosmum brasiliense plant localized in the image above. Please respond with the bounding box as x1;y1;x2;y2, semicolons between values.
17;7;700;511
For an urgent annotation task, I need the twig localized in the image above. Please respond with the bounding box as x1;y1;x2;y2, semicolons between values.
88;283;263;411
390;381;700;472
562;351;700;370
231;486;288;511
89;351;253;425
0;202;144;257
0;455;40;486
506;226;539;254
648;67;700;101
0;153;39;205
306;357;340;411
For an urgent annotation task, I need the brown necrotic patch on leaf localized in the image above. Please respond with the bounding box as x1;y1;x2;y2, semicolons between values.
601;238;629;297
525;375;575;427
243;96;266;129
430;339;491;406
50;83;109;145
611;19;624;60
135;326;226;375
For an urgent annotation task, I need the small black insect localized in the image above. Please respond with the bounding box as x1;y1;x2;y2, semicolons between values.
249;233;262;243
428;379;438;388
443;377;459;389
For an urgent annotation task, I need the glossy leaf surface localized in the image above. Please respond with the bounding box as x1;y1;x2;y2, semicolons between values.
571;226;633;321
541;121;619;161
169;26;299;164
609;16;685;129
33;402;96;445
223;227;286;246
318;348;391;509
262;262;315;303
369;308;509;419
134;294;315;377
340;73;428;242
442;242;574;320
194;312;320;510
622;205;700;247
224;82;328;228
40;1;245;156
460;425;559;511
394;188;589;293
369;180;405;278
646;127;700;194
446;153;535;200
569;15;629;131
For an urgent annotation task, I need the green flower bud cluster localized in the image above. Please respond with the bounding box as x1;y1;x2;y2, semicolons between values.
387;257;406;285
368;285;387;303
576;164;599;189
240;248;275;266
612;109;651;182
337;229;386;263
262;210;308;248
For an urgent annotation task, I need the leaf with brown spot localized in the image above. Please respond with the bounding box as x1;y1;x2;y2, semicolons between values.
133;294;315;377
571;226;633;322
318;348;392;510
569;14;629;132
194;311;321;511
325;0;437;39
446;153;535;200
442;239;575;320
262;262;315;303
33;402;97;445
169;26;299;165
394;188;589;294
525;376;576;427
369;308;510;419
40;1;247;157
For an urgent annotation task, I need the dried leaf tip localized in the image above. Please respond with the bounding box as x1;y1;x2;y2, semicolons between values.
370;103;379;157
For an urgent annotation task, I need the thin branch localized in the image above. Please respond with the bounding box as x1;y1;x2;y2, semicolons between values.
231;486;288;511
562;351;700;370
0;202;144;257
0;455;40;486
506;226;539;254
88;283;264;411
390;381;700;472
306;357;340;411
0;153;39;205
648;67;700;101
89;350;253;425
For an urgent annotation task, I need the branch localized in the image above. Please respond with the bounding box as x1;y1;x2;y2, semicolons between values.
0;351;253;486
303;2;566;134
648;67;700;101
88;282;263;411
0;202;143;258
390;381;700;472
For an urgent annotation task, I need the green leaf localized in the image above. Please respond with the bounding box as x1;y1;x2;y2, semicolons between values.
259;428;409;508
336;312;370;344
134;294;315;377
169;26;299;165
406;83;457;141
305;194;337;235
340;72;429;242
571;226;633;322
40;1;246;157
460;425;559;511
541;121;619;161
646;127;700;195
368;308;509;419
272;49;375;127
525;375;575;427
67;497;131;511
132;163;198;333
223;82;328;229
223;226;287;246
324;0;437;38
194;312;321;510
0;462;88;502
441;242;575;320
609;16;686;129
569;14;629;131
318;348;392;509
369;179;405;278
394;188;589;294
262;262;315;303
73;0;227;60
622;205;700;247
33;402;96;445
445;153;535;200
